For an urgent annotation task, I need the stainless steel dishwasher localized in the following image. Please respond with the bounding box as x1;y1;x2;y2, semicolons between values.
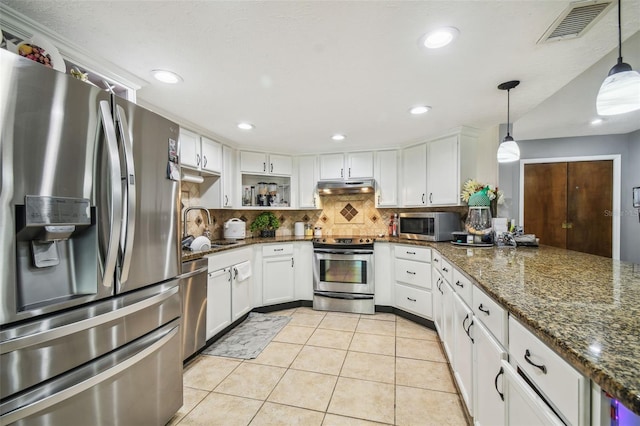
179;258;208;361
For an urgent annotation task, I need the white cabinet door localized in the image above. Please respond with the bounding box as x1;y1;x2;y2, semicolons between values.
375;150;398;207
402;144;427;206
207;268;231;339
319;153;345;180
180;128;200;169
222;145;234;208
231;266;252;322
432;269;444;335
374;243;392;306
347;152;374;179
269;154;292;175
263;256;295;305
502;360;564;426
427;135;458;205
452;292;474;415
240;151;267;174
293;242;313;301
298;155;319;209
475;321;507;426
441;279;455;367
201;137;222;173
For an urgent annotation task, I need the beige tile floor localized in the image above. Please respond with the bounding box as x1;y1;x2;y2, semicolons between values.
168;307;468;426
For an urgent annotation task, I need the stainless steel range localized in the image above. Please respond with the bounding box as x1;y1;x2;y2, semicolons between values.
313;237;375;314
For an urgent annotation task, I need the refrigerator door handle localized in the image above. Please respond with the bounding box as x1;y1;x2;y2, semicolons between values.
98;100;123;289
0;283;179;354
0;323;179;425
115;105;136;284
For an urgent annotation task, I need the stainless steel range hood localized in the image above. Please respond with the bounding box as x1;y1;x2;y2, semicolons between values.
317;179;376;195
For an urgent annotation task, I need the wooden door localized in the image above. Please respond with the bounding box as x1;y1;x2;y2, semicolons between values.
566;161;612;257
523;160;613;258
524;163;568;249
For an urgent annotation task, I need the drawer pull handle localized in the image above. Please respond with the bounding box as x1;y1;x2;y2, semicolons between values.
524;349;547;374
433;258;439;263
407;297;417;302
406;271;416;275
455;280;463;288
463;315;475;343
478;304;490;315
442;267;449;272
406;251;416;255
494;367;504;401
274;248;284;251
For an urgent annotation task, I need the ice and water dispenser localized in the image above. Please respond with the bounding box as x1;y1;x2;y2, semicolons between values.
14;195;98;311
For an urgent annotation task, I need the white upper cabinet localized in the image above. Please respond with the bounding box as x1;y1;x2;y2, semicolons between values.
200;136;222;174
222;145;235;208
402;143;427;206
375;150;398;207
180;129;222;175
319;152;373;180
298;155;320;209
240;151;292;176
179;129;200;169
427;135;458;205
426;127;478;206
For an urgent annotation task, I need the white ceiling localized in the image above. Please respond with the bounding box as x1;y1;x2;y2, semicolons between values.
2;0;640;153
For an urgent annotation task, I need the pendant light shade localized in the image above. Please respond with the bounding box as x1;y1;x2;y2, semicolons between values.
596;0;640;115
497;80;520;164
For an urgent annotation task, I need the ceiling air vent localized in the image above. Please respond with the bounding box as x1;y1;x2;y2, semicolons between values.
538;0;614;43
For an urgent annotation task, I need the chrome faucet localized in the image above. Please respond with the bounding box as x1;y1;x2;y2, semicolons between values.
182;206;212;238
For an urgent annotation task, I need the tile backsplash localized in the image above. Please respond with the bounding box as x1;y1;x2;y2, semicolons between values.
181;182;466;240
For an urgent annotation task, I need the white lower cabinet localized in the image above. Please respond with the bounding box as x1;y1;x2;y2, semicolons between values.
206;268;232;339
262;244;295;305
392;244;432;319
394;283;432;318
432;269;444;335
206;248;253;340
452;292;474;416
474;321;507;426
441;278;455;363
502;360;564;426
293;242;313;301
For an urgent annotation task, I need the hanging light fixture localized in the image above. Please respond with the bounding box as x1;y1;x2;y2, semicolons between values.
596;0;640;115
497;80;521;163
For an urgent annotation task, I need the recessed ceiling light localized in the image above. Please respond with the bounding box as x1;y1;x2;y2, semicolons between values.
419;27;460;49
410;105;431;115
237;122;254;130
331;134;346;141
151;69;183;84
590;118;604;125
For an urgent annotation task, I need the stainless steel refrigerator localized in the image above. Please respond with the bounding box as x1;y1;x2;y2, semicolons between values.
0;48;183;425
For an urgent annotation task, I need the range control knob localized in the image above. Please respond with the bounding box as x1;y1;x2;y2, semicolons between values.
322;238;326;243
365;239;370;243
359;239;364;243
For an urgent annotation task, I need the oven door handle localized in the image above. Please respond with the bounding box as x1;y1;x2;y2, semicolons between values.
315;292;373;300
314;249;373;255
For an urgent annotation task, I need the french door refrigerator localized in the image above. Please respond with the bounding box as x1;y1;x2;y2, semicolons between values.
0;48;183;425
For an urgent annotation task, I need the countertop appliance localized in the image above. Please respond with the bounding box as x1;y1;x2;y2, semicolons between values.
224;218;246;240
179;258;208;361
312;237;375;314
398;212;461;241
0;49;182;425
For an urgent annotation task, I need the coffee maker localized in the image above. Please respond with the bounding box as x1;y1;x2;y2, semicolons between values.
256;182;269;206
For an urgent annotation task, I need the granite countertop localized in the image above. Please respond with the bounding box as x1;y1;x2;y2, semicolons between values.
183;235;640;414
181;236;314;262
388;238;640;416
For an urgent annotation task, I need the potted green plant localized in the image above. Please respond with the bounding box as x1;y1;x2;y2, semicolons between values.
249;211;280;238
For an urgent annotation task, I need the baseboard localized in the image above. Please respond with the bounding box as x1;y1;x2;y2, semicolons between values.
376;305;436;331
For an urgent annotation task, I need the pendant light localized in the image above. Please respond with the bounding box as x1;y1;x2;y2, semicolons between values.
596;0;640;115
497;80;520;163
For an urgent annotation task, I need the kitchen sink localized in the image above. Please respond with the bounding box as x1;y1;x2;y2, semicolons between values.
210;240;241;247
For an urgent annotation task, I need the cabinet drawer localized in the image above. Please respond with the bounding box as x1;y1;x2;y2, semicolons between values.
262;244;293;257
509;317;587;426
395;283;432;318
452;268;472;306
394;245;431;262
439;258;453;284
395;259;431;289
472;285;506;346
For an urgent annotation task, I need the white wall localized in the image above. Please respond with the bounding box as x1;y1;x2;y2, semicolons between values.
498;130;640;263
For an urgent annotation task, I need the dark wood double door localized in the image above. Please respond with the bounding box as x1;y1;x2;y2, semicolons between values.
523;160;613;258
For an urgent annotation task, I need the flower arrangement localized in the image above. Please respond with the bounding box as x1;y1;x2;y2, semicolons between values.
461;179;504;204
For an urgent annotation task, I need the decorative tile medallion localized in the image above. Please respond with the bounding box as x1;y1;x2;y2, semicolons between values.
321;215;329;223
340;203;359;221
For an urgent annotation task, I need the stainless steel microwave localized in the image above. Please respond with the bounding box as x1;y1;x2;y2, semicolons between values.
398;212;461;241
